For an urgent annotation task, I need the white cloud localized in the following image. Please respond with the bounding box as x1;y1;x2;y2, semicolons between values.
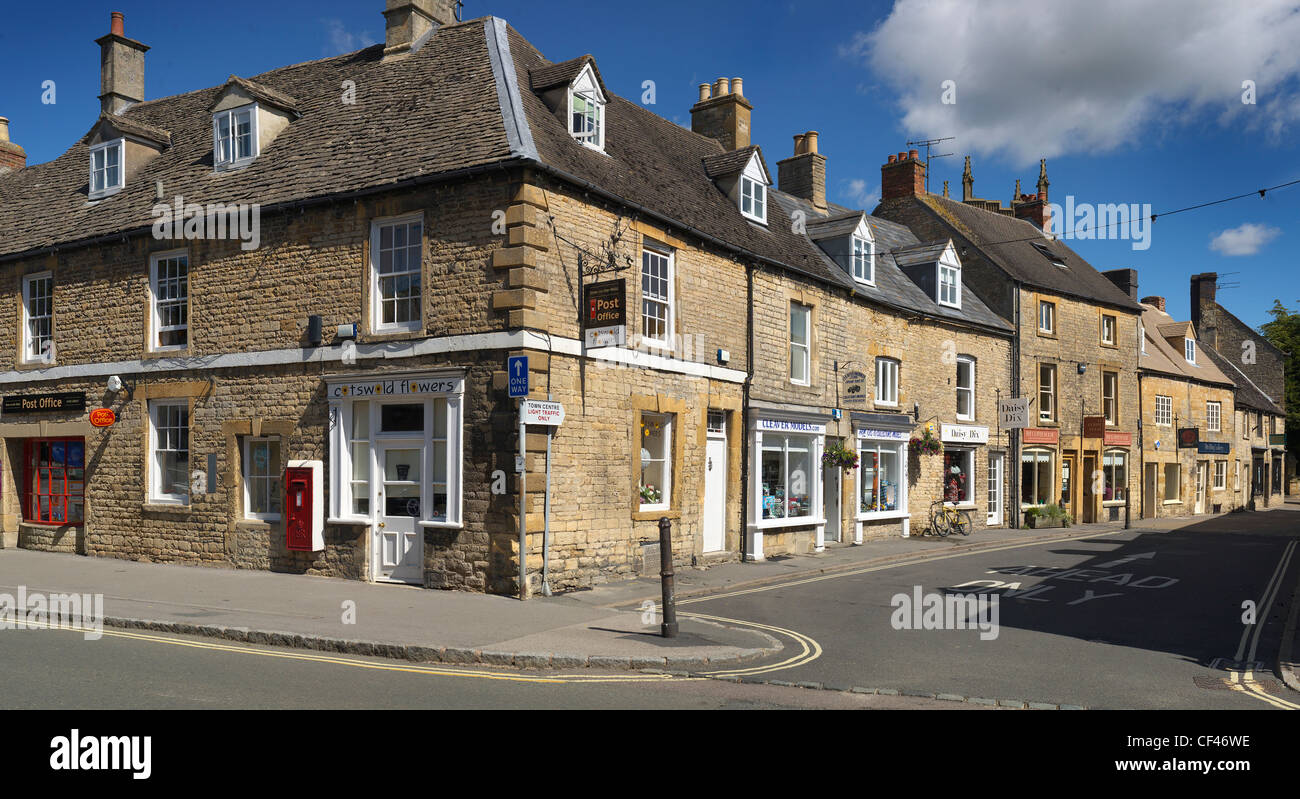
323;19;378;55
847;0;1300;165
1209;223;1281;255
844;179;880;208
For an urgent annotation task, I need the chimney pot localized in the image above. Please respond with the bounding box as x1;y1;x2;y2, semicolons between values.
881;148;927;202
698;83;711;102
0;116;25;173
716;77;730;96
1141;295;1167;312
793;134;806;155
908;148;919;160
0;117;9;143
887;154;897;164
110;11;124;36
805;131;819;154
731;77;743;97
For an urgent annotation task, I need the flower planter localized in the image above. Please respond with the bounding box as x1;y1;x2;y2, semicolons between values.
1026;515;1065;529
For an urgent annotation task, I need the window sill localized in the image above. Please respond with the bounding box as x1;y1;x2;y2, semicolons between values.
87;187;123;202
143;502;191;515
857;510;907;521
1162;499;1182;505
633;509;679;522
944;503;978;511
1101;500;1126;507
19;520;82;529
366;328;426;344
14;360;57;372
237;518;281;528
143;348;191;360
214;159;256;173
755;516;823;530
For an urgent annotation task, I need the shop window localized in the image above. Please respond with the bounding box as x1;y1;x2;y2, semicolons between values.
430;400;450;520
858;439;902;515
1102;450;1127;504
23;438;85;525
943;449;974;504
243;437;282;521
761;434;814;521
1021;449;1053;507
349;401;371;515
639;412;673;510
148;399;189;505
1164;463;1180;502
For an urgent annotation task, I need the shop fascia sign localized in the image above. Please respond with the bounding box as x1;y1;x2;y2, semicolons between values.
857;427;907;441
757;418;825;434
940;423;989;444
329;377;462;399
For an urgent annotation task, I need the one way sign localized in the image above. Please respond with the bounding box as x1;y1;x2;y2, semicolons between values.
507;355;529;398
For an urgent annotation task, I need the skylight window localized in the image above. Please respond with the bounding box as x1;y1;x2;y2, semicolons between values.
1030;241;1067;267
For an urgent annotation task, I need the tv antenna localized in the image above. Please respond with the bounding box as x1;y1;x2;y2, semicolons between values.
907;136;955;192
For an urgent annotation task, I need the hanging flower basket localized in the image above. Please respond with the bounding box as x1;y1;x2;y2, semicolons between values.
821;442;859;471
909;429;944;457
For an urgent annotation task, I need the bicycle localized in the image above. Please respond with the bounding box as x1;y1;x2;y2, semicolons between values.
928;499;973;537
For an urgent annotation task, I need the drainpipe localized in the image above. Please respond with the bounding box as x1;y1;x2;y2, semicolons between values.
1137;370;1145;519
1010;280;1022;528
741;260;755;560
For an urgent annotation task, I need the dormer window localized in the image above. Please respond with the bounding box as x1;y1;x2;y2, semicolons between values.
214;105;258;169
852;235;874;284
741;175;766;224
1185;338;1196;364
567;64;606;151
89;138;124;199
937;251;961;308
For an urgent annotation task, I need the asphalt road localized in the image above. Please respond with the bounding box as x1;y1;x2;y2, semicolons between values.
679;510;1300;709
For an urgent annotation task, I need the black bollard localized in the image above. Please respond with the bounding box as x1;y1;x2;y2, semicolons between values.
658;517;677;638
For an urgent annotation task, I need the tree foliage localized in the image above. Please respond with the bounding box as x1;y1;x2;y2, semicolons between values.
1260;300;1300;458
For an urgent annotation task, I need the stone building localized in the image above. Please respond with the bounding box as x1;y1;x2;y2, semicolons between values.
1131;296;1239;518
1189;273;1288;504
876;155;1144;526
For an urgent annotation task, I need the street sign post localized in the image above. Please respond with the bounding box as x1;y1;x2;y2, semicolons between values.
507;355;529;398
522;400;565;426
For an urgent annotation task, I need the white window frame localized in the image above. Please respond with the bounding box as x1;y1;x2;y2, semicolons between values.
1155;395;1172;426
1140;324;1146;354
1102;449;1127;506
956;355;976;421
1038;300;1055;334
89;138;124;199
1185;337;1196;364
21;272;54;364
149;250;189;352
148;399;189;506
1102;371;1119;426
851;235;874;284
243;437;282;521
639;412;673;512
1101;314;1116;345
640;247;674;350
1213;461;1226;491
789;302;811;385
1207;401;1221;432
942;447;976;507
1038;364;1056;421
740;175;767;224
369;214;424;334
756;430;820;528
875;357;899;406
213;103;260;170
937;260;961;308
567;65;605;152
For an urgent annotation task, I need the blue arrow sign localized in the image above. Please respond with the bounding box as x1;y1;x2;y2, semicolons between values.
507;355;529;398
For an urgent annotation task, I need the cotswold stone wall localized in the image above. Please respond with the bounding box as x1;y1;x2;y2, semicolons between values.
1139;372;1239;518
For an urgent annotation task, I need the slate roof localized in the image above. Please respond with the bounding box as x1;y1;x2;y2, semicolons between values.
528;55;604;94
90;113;172;147
774;191;1011;332
884;194;1144;313
1199;343;1285;415
701;145;767;180
1139;304;1234;386
0;19;514;260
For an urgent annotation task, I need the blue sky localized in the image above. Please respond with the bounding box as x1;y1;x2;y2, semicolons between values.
3;0;1297;329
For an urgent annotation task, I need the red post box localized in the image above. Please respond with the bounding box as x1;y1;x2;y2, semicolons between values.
285;460;324;552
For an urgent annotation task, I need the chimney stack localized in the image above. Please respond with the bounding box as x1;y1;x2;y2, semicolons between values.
1013;190;1051;231
383;0;458;59
778;130;827;211
1102;268;1139;300
95;12;149;115
1190;272;1218;349
880;149;926;202
0;117;26;174
691;76;752;152
1141;295;1166;313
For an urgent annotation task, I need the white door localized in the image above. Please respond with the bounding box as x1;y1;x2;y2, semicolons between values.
1194;461;1207;514
986;452;1004;526
703;435;726;552
823;463;841;543
374;442;425;584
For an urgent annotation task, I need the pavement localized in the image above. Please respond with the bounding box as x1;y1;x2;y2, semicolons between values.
1;503;1297;683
